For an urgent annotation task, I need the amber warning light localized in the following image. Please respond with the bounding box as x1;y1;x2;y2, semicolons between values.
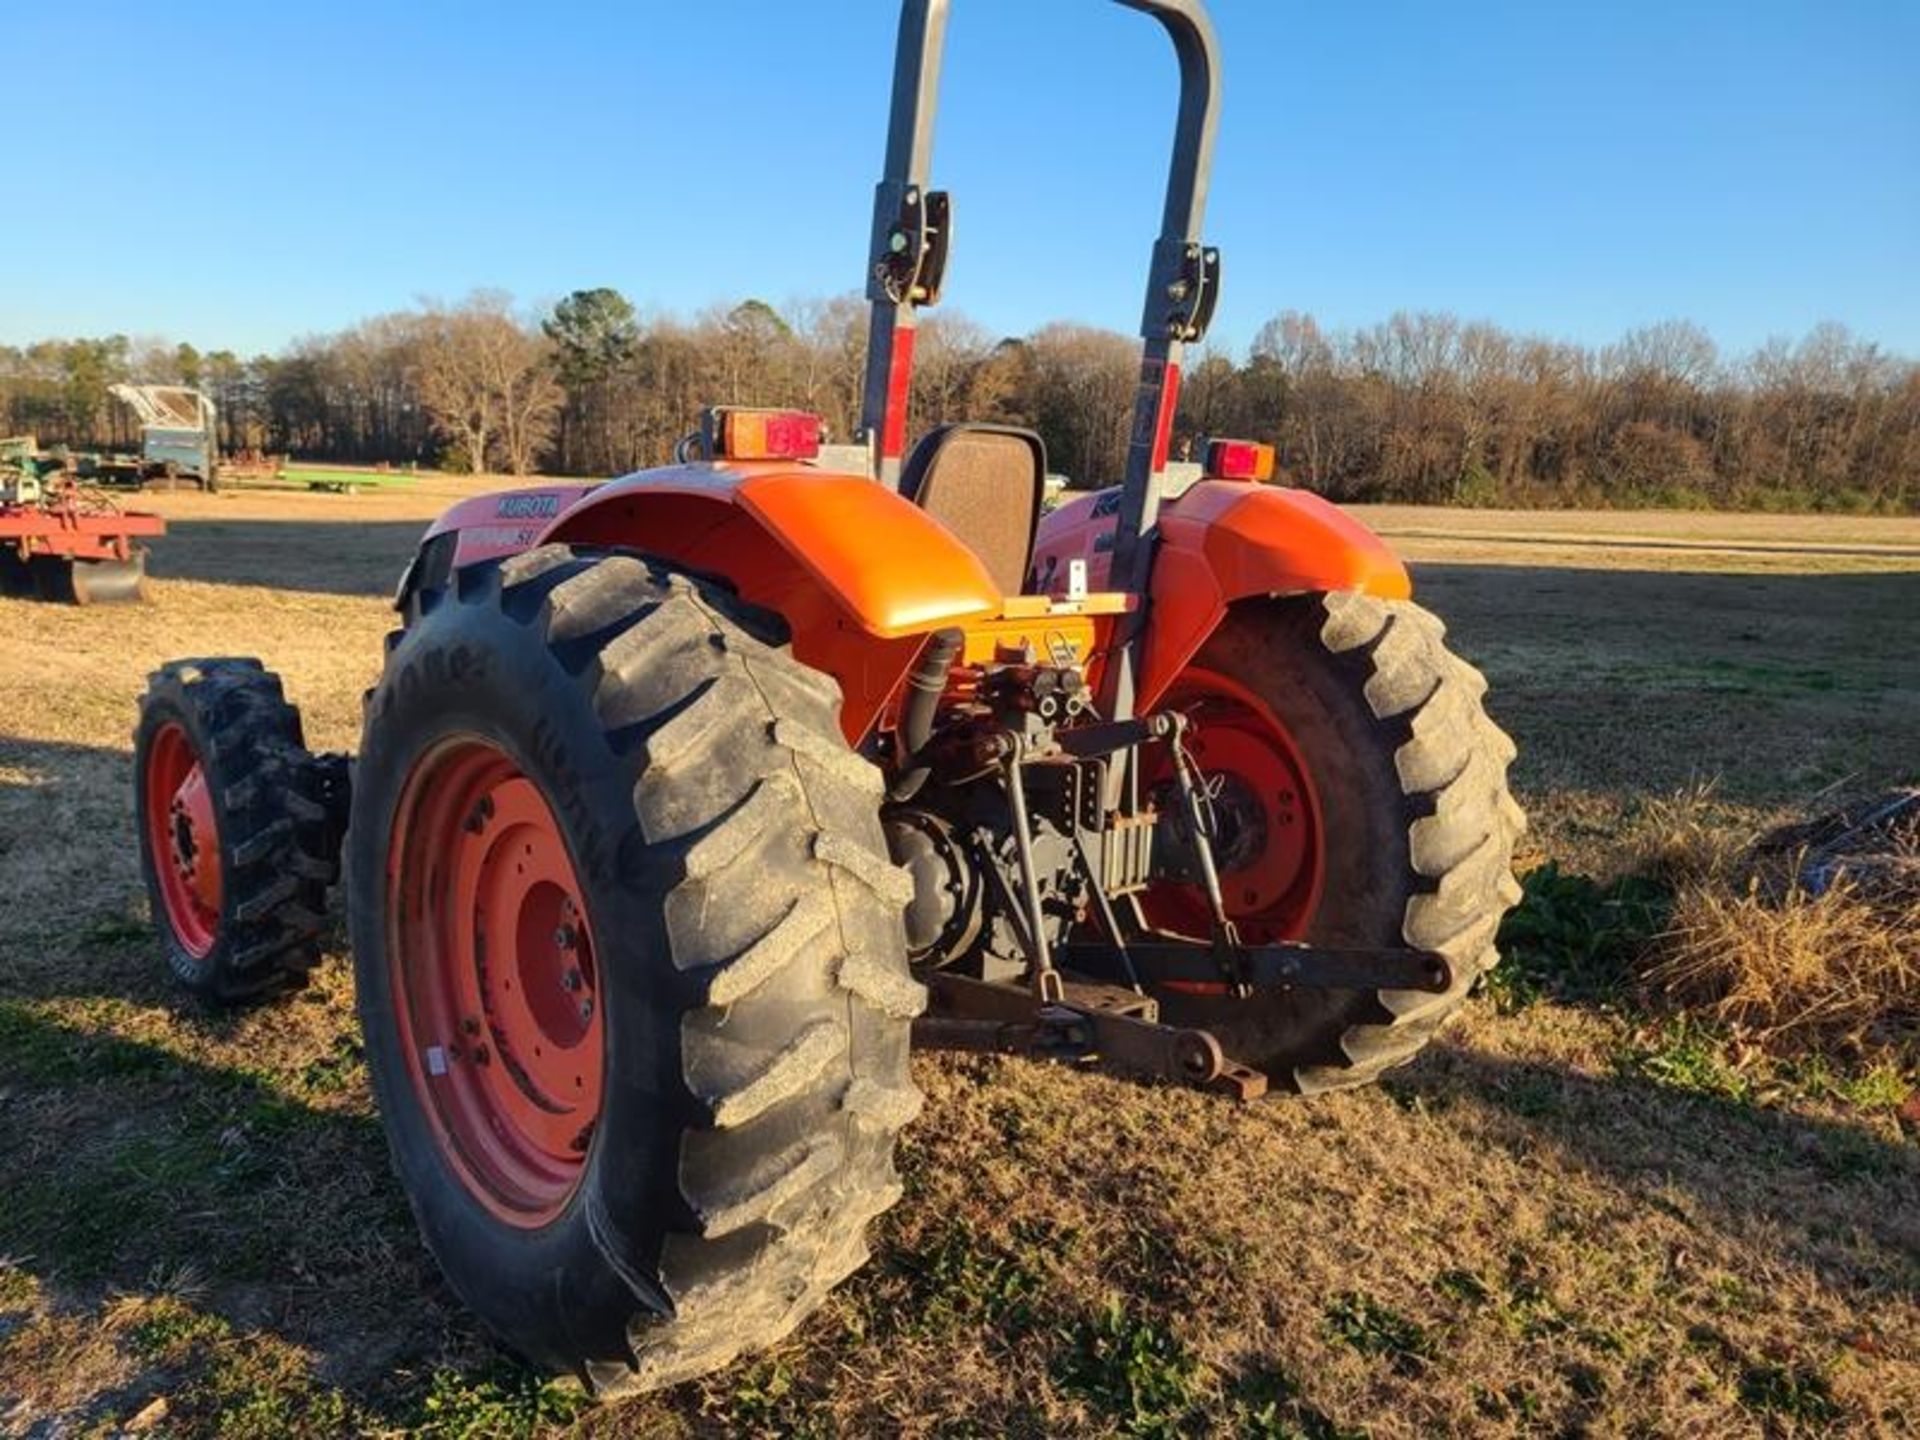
720;409;824;461
1203;439;1276;482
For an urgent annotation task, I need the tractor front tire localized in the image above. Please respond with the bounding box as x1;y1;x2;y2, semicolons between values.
133;659;334;1002
1148;591;1525;1093
348;546;924;1396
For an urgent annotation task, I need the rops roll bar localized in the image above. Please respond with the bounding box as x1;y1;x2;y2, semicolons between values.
858;0;1222;569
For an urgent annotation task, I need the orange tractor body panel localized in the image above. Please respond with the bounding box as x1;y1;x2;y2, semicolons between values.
427;470;1410;739
1032;479;1412;711
420;464;1005;742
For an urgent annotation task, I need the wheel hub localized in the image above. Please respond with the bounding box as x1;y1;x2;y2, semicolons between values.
168;764;221;915
143;722;221;957
1198;770;1270;876
1140;668;1325;947
389;739;605;1226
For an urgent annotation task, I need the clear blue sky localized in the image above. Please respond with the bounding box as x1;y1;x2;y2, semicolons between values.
5;0;1914;360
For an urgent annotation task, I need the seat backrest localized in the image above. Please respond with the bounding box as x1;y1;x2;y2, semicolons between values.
898;424;1047;594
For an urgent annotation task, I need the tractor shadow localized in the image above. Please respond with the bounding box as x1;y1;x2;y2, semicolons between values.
0;733;348;1016
145;517;432;597
0;734;481;1409
3;1002;1914;1422
0;1005;491;1403
1;735;151;992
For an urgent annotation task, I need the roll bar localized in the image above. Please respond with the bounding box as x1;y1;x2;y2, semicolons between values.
858;0;1223;571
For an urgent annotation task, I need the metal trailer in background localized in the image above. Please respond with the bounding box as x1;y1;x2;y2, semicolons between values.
104;384;222;491
276;462;420;494
26;386;223;491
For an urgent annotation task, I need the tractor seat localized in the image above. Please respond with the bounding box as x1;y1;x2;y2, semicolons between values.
898;423;1047;595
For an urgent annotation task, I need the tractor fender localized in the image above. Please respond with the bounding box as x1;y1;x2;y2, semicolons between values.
537;462;1002;741
1032;480;1411;711
417;483;601;568
404;482;600;619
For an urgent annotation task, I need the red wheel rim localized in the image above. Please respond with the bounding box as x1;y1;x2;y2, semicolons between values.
144;721;222;958
387;737;605;1227
1139;667;1326;979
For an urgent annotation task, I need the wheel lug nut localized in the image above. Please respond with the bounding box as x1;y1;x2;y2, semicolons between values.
561;967;582;991
554;923;577;951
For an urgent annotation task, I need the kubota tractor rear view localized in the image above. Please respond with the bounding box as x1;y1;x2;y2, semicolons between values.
132;0;1522;1396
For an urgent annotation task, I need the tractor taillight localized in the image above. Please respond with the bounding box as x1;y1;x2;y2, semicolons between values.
1203;439;1276;482
720;409;823;461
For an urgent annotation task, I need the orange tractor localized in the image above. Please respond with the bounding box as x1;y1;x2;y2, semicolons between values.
133;0;1521;1395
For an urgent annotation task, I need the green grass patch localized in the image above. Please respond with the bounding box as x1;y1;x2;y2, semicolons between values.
1614;1017;1753;1103
81;913;153;947
1222;1367;1367;1440
1738;1360;1842;1427
404;1365;588;1438
1057;1295;1210;1438
126;1300;225;1362
1486;862;1669;1011
1432;1267;1493;1308
894;1219;1047;1339
116;1299;581;1439
1322;1292;1434;1375
297;1031;367;1097
1776;1054;1916;1110
723;1356;832;1438
109;1299;358;1440
1474;1382;1546;1424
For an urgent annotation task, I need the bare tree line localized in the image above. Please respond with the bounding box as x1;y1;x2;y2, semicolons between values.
3;291;1913;511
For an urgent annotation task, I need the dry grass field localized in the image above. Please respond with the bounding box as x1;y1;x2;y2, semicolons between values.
2;481;1916;1437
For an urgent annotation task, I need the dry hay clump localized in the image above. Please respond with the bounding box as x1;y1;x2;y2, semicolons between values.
1641;789;1920;1057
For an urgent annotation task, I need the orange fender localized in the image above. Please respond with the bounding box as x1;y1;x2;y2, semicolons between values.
543;462;1002;741
1124;483;1410;710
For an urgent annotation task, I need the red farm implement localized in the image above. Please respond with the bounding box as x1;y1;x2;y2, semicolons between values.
1;441;163;603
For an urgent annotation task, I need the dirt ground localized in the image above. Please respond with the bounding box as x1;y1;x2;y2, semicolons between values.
1;482;1915;1437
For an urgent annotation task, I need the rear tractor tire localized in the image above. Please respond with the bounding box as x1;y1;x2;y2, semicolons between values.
1145;590;1526;1093
348;544;924;1396
133;659;340;1002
